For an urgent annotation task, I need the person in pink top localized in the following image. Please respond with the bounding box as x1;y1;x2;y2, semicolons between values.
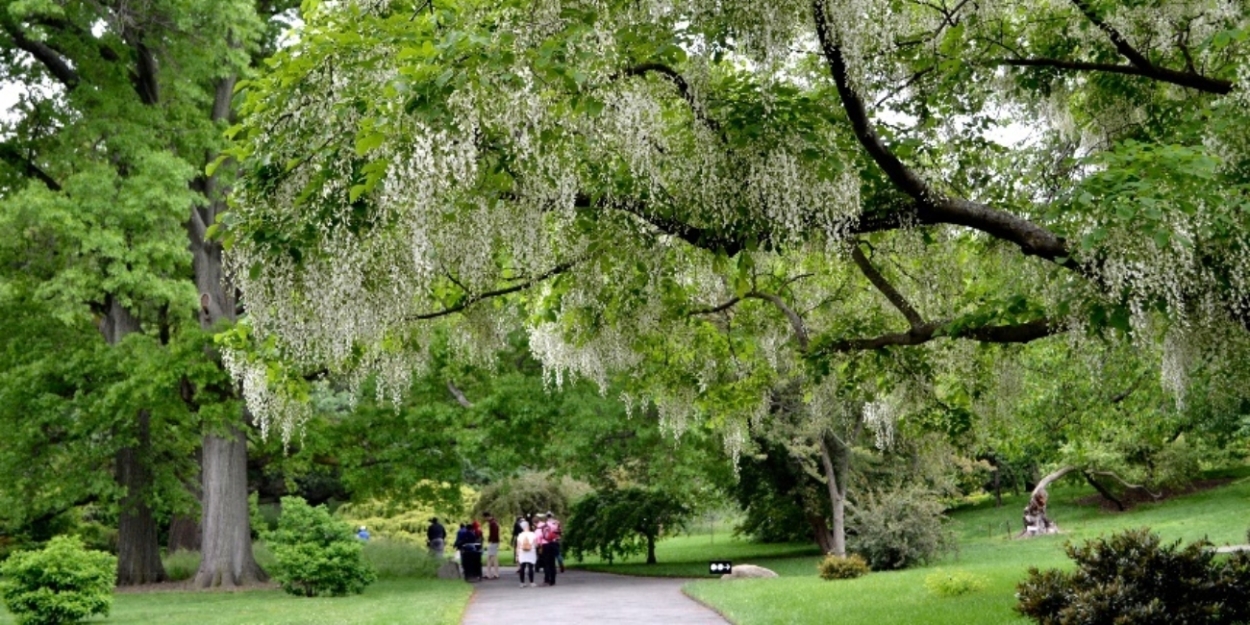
538;511;562;586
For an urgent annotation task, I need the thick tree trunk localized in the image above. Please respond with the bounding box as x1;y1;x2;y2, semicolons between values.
193;427;265;588
1018;466;1075;538
189;81;264;587
115;409;167;585
646;535;657;565
98;299;168;585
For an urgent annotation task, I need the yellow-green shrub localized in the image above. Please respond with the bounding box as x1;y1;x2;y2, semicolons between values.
924;569;987;597
818;554;870;580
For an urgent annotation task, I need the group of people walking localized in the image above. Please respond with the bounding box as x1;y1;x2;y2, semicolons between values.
426;510;564;588
511;511;563;587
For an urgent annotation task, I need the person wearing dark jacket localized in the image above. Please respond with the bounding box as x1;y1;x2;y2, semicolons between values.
454;523;476;550
427;518;447;558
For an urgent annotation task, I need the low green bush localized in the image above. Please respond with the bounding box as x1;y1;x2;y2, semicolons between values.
924;569;987;597
163;550;200;582
361;539;440;579
0;535;116;625
849;486;953;570
270;496;377;597
1016;527;1250;625
817;554;870;580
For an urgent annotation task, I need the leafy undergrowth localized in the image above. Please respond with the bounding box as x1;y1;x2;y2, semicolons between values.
684;472;1250;625
0;579;470;625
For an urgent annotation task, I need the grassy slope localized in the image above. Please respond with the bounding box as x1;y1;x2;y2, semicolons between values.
683;471;1250;625
0;579;471;625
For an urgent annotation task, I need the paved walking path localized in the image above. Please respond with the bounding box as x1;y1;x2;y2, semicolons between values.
460;568;729;625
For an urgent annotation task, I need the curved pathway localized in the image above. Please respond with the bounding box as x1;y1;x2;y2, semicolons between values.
460;569;728;625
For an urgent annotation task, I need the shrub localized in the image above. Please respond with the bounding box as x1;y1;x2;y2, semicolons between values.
269;496;377;597
162;550;200;582
1016;528;1250;625
472;471;589;521
0;535;116;625
924;569;987;597
361;539;440;579
848;486;953;570
335;484;477;547
817;554;870;580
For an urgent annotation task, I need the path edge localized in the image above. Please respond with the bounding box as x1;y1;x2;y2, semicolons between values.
680;580;740;625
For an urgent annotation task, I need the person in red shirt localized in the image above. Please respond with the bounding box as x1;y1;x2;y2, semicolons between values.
483;511;502;579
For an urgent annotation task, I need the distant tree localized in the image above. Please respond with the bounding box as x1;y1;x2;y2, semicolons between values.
565;487;691;565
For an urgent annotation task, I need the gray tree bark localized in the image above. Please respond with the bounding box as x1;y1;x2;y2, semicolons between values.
818;435;850;557
193;426;264;587
187;76;266;587
1018;466;1074;537
99;298;169;586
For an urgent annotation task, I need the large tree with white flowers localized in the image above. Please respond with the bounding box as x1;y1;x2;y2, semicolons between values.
225;0;1250;490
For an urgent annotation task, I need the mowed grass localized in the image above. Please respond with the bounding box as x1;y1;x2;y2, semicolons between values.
0;577;470;625
683;468;1250;625
571;533;822;577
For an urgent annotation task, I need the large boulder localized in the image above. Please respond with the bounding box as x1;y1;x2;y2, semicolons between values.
721;564;778;579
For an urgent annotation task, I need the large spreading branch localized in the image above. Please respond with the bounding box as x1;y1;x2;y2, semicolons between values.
0;19;80;89
812;0;1083;274
1066;0;1232;95
993;57;1232;95
816;317;1055;354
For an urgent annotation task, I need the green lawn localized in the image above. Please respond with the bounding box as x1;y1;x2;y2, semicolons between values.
571;533;822;577
676;470;1250;625
0;579;471;625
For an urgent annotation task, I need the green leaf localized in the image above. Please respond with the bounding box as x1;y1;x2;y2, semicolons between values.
354;132;385;156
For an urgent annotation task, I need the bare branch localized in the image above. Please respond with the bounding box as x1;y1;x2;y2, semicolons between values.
817;317;1055;353
744;291;810;350
446;380;474;408
0;141;61;191
409;260;577;320
995;56;1232;95
688;296;742;316
621;63;724;139
849;242;925;329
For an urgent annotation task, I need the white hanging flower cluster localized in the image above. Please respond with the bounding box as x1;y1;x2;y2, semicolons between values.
861;395;899;450
222;348;311;446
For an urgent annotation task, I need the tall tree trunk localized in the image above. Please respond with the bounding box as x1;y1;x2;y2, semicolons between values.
116;409;167;585
168;447;202;552
193;426;264;587
818;435;850;557
99;298;168;586
188;75;265;587
646;535;657;565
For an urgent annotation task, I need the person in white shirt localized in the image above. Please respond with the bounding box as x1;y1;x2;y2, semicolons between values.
514;520;538;587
